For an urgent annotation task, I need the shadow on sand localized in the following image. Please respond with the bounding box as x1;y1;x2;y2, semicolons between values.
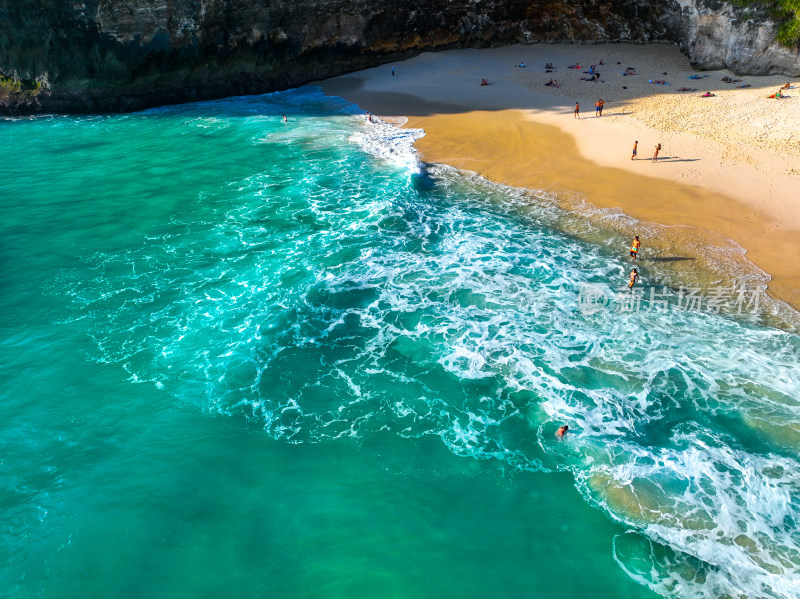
646;256;695;262
654;156;700;162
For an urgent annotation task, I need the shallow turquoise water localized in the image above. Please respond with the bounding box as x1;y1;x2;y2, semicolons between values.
1;88;798;599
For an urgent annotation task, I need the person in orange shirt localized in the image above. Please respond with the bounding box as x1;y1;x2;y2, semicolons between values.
630;235;641;261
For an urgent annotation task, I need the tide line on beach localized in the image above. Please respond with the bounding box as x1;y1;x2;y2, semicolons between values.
317;43;800;317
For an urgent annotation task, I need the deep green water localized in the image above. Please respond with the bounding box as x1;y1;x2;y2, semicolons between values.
1;88;798;599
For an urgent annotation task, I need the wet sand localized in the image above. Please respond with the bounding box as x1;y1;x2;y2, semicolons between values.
318;44;800;313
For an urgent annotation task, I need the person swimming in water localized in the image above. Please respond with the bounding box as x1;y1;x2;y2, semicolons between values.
630;235;641;261
628;267;640;288
556;425;569;438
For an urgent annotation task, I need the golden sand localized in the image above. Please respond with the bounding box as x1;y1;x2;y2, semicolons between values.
318;43;800;312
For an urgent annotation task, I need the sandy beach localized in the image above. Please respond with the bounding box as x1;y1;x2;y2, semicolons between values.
318;43;800;315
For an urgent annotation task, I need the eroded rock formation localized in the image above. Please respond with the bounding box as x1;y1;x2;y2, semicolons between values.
0;0;797;114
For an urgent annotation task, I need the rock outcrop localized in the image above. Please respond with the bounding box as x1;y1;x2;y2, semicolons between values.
0;0;797;114
664;0;800;74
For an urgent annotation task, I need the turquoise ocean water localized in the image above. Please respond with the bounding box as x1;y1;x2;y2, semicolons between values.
1;88;799;598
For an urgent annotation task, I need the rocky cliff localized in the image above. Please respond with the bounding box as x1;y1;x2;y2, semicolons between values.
664;0;800;74
0;0;798;114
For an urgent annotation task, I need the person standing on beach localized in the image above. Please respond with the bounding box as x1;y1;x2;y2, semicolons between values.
628;267;640;288
631;140;638;160
599;99;605;116
652;143;661;162
392;66;395;77
595;100;601;116
575;102;580;118
630;236;641;261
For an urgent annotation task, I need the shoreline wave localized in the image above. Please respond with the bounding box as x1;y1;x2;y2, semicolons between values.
352;111;799;333
348;113;425;174
40;90;800;599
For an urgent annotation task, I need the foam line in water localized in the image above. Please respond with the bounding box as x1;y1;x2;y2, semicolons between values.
54;92;800;599
348;114;425;173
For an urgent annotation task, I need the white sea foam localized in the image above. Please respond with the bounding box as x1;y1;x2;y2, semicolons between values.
60;100;800;599
349;115;425;173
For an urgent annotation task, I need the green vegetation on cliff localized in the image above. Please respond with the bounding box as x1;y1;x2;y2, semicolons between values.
0;76;22;96
0;77;44;98
736;0;800;45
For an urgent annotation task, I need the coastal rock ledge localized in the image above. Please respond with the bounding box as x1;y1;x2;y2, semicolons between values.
1;0;798;115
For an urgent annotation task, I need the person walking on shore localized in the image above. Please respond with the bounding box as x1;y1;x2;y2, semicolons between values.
631;140;638;160
652;143;661;162
575;102;580;118
630;235;641;261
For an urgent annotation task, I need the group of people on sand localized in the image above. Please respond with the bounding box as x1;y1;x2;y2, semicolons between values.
594;99;605;116
574;98;608;118
767;83;792;98
573;99;608;118
632;140;661;161
542;58;608;88
679;79;790;98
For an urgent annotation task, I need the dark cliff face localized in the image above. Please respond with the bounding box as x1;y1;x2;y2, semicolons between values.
0;0;797;114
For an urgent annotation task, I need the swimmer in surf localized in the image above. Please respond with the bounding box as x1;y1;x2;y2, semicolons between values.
628;267;640;288
556;425;569;438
